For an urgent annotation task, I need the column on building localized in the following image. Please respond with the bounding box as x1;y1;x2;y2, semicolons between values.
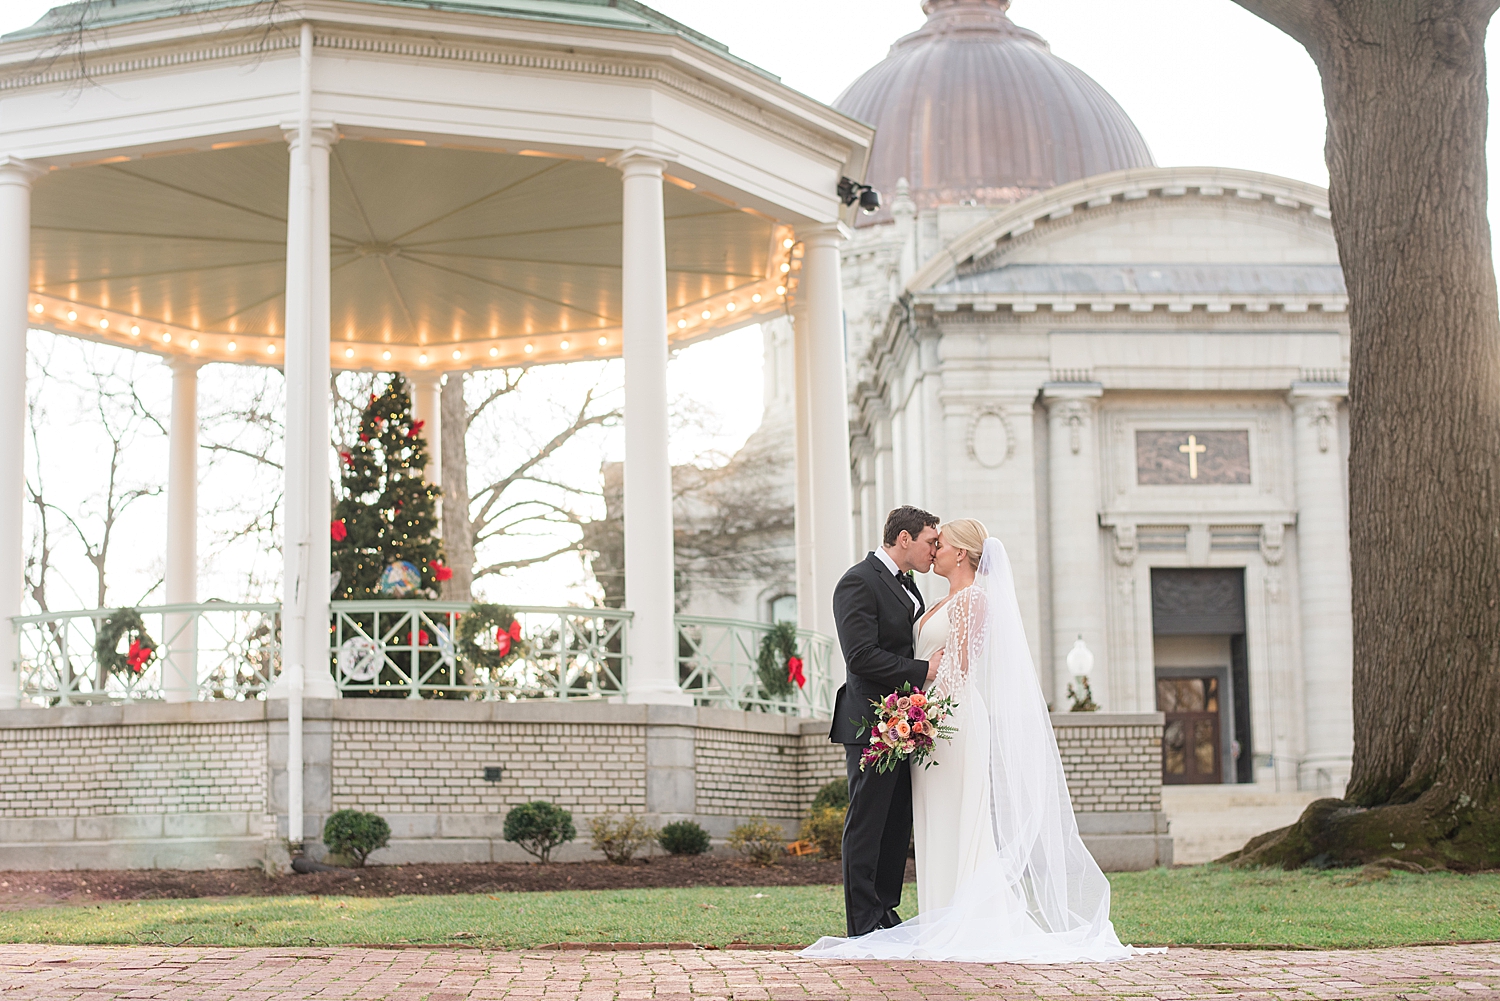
272;121;339;704
613;149;688;705
162;357;201;702
1043;382;1107;708
1289;382;1354;790
791;295;816;632
799;223;854;652
0;158;38;709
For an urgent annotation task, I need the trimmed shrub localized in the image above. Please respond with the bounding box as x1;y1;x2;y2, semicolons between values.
589;813;658;864
503;801;576;863
800;806;846;860
811;778;849;813
322;809;390;867
658;820;712;856
728;816;785;866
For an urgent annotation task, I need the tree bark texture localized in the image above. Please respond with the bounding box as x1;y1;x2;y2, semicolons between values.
1227;0;1500;869
439;373;474;601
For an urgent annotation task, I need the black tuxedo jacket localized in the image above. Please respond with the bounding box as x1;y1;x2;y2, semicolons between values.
828;552;929;745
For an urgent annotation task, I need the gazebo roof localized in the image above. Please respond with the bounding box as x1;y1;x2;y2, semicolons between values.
2;0;863;372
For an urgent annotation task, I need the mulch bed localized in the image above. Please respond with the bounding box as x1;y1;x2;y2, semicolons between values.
0;855;915;908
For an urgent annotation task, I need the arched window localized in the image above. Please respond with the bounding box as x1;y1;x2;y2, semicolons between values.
769;594;797;624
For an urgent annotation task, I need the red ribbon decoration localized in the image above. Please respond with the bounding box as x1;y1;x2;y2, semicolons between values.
508;620;522;641
408;419;425;439
330;519;348;541
431;561;453;582
494;629;512;658
126;639;153;673
786;655;805;688
339;450;353;466
409;629;429;647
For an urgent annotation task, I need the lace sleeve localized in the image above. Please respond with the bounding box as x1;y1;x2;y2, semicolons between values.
933;586;988;698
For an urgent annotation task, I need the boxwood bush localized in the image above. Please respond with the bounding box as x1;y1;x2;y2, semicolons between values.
322;809;390;867
503;801;576;863
658;819;712;856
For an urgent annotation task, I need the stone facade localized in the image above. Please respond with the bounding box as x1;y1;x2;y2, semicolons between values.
0;701;1168;871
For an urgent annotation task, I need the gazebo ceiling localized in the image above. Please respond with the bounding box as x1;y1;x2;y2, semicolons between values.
29;139;796;370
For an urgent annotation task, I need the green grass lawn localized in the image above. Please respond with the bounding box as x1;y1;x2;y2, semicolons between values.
0;867;1496;950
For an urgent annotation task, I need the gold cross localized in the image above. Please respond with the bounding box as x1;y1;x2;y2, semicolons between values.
1179;434;1207;479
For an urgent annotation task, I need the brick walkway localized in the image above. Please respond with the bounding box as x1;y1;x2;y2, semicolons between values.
2;943;1498;999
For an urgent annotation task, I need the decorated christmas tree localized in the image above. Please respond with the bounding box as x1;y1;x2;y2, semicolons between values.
331;373;448;599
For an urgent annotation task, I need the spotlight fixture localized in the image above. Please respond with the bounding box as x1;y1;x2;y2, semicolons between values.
677;319;687;329
162;333;171;343
776;285;786;295
780;263;790;273
31;303;42;314
598;336;608;346
838;176;881;214
751;293;762;303
726;302;736;312
701;310;712;319
418;353;428;364
266;343;276;354
524;343;534;354
782;238;795;249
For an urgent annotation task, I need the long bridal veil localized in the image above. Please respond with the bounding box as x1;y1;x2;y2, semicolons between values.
801;538;1151;964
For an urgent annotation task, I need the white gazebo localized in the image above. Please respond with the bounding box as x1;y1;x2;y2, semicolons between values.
0;0;871;705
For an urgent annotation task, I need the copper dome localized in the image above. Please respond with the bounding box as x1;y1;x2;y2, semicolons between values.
835;0;1154;221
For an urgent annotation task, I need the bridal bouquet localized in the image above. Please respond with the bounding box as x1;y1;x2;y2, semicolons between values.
856;682;958;773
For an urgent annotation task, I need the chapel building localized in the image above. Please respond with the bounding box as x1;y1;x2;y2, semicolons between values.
692;0;1354;794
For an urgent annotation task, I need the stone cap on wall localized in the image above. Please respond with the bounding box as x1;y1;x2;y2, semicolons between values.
1050;711;1164;727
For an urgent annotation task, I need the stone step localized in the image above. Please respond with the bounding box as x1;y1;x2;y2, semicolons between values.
1162;785;1321;865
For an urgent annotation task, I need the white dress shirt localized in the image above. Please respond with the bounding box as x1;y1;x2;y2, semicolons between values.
875;547;922;614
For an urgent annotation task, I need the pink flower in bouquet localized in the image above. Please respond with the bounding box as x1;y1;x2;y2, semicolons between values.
895;720;912;738
909;706;926;723
910;691;927;708
885;693;899;710
896;696;912;711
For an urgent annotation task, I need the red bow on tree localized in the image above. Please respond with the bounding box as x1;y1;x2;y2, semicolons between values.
408;420;425;439
330;519;348;541
786;655;806;689
409;629;430;647
339;450;353;466
126;639;153;673
431;561;453;582
358;432;370;443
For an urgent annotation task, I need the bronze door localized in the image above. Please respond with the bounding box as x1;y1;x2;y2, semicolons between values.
1157;677;1222;784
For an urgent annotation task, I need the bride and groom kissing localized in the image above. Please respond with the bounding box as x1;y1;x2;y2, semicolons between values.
800;506;1154;964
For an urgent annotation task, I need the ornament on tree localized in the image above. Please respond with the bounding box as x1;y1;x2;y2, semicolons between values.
378;560;422;597
431;561;453;582
330;373;445;601
337;636;383;682
330;519;347;541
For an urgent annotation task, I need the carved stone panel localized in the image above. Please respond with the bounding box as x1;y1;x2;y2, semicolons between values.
1135;430;1251;485
1151;568;1246;635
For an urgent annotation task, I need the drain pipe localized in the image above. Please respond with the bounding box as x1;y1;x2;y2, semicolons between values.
286;19;314;854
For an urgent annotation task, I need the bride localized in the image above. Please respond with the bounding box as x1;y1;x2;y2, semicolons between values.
802;519;1152;964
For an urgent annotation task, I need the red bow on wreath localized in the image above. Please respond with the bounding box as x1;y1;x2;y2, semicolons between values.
126;639;153;673
786;655;806;689
494;619;522;658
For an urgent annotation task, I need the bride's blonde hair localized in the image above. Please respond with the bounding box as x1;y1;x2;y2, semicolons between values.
940;518;989;572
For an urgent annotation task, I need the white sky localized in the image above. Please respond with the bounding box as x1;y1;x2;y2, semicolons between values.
2;0;1491;608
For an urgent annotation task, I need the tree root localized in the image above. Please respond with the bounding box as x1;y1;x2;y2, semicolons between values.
1216;793;1500;871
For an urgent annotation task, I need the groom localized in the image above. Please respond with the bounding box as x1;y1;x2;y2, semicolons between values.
830;505;942;937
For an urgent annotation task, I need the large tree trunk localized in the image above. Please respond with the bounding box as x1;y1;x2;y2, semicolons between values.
439;373;474;602
1224;0;1500;870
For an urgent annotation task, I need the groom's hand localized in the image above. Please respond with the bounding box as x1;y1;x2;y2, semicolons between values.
925;648;943;684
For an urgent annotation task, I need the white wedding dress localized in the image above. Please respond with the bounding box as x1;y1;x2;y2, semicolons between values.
801;539;1157;964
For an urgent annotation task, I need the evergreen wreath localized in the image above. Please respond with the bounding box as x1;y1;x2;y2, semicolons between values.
456;603;528;672
94;608;157;676
756;620;800;699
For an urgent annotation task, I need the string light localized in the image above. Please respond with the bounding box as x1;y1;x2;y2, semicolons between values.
751;293;762;303
162;333;171;343
701;310;711;319
98;319;108;329
677;319;687;329
66;311;77;321
189;338;199;349
783;238;795;249
489;347;499;358
227;341;237;352
382;350;392;361
524;344;534;354
31;303;42;314
266;343;276;354
597;336;608;346
725;302;736;312
451;349;462;361
344;347;355;359
780;263;791;273
418;353;428;364
776;285;786;295
559;339;569;350
130;325;140;335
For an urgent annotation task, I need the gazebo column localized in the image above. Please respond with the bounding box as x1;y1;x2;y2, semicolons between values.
275;120;339;706
791;296;816;631
800;223;853;659
1290;383;1354;791
163;357;201;702
0;158;38;710
1043;382;1106;708
408;371;442;528
613;150;688;706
